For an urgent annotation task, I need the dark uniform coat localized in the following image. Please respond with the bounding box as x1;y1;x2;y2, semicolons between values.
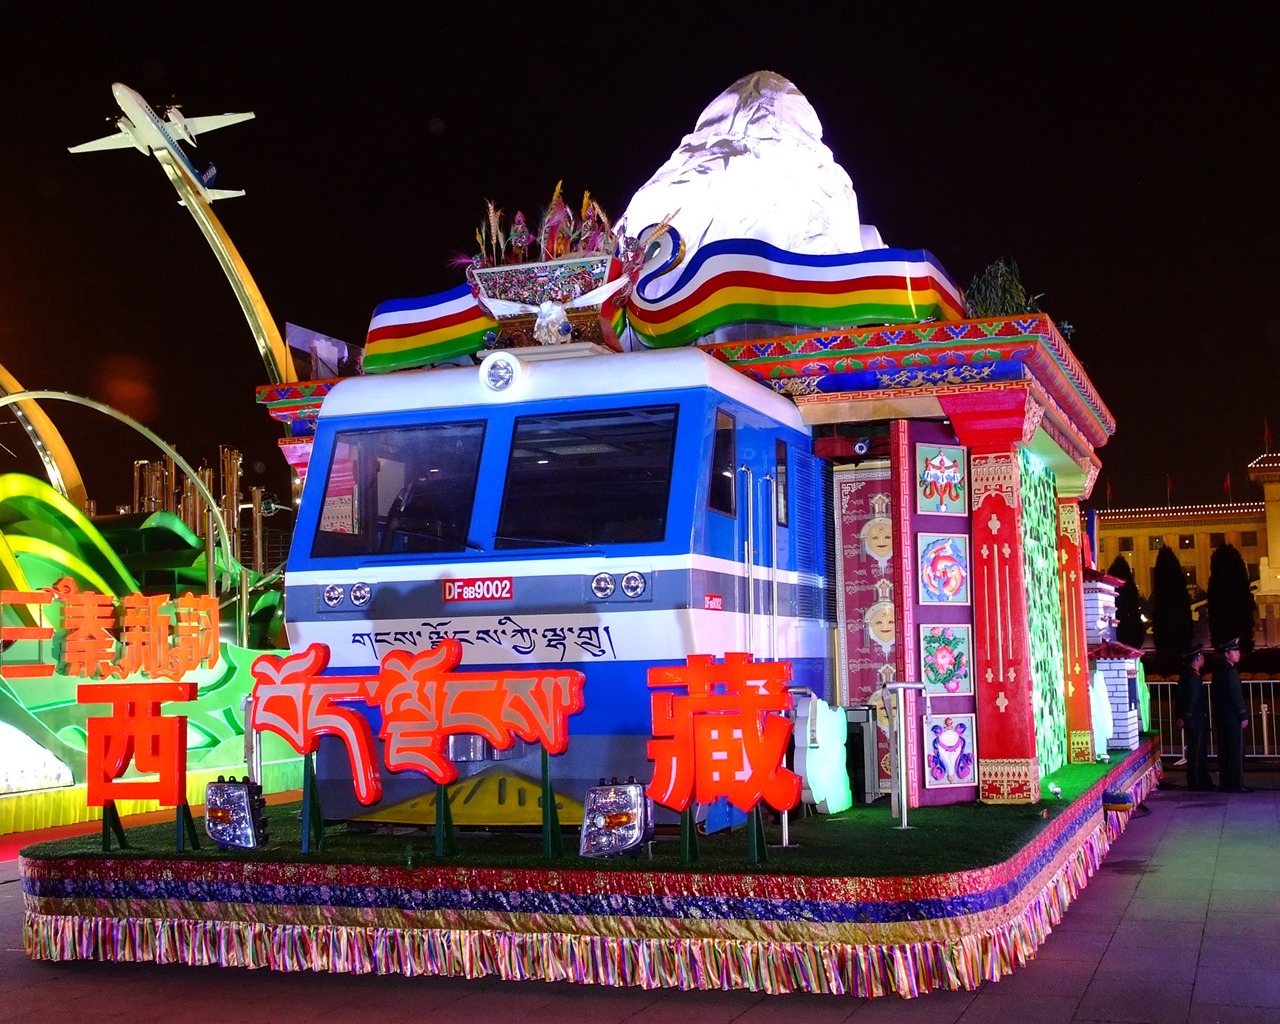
1211;659;1249;792
1176;663;1212;789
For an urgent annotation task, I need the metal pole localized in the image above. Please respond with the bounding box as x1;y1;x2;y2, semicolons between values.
738;465;754;653
132;460;146;513
205;507;217;600
242;694;261;785
765;474;778;661
220;446;242;563
883;682;927;830
251;486;265;574
238;567;251;647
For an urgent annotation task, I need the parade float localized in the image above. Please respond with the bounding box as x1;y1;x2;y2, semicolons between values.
18;71;1163;999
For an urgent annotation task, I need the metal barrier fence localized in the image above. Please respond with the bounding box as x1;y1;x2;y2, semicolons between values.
1146;678;1278;760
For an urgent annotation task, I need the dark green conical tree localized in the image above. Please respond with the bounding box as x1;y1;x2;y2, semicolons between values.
1207;543;1256;654
1151;546;1193;671
1107;555;1146;649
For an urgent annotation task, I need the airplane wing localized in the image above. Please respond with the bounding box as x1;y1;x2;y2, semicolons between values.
68;130;136;154
181;111;255;136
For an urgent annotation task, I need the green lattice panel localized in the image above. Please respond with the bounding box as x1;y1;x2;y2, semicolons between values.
1018;450;1067;776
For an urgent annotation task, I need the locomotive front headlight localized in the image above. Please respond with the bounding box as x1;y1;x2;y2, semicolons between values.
620;571;647;598
322;584;345;607
349;582;372;607
591;573;616;599
480;350;522;392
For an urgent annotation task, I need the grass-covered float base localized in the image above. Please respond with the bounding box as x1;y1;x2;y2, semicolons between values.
20;739;1160;999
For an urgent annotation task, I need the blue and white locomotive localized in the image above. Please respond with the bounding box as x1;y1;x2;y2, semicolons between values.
286;345;835;820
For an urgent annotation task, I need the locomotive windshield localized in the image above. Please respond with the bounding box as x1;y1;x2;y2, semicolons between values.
307;403;681;558
495;405;679;548
310;420;486;558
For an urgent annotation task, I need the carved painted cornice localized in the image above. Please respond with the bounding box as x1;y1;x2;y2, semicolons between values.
699;314;1115;448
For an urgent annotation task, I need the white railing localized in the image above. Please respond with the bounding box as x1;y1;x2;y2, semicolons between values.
1146;678;1278;760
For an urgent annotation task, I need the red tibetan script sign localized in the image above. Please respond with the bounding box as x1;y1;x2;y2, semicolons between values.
647;652;801;814
249;639;585;804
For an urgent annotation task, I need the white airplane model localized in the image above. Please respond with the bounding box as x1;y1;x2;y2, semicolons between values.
69;82;254;203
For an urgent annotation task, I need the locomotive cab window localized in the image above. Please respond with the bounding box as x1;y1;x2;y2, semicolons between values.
495;405;678;549
774;439;789;527
310;421;486;558
708;409;736;516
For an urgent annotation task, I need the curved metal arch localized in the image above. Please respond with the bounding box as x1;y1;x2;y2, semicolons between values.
0;365;87;509
0;390;235;589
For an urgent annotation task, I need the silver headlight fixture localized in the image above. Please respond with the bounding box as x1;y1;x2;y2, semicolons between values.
349;582;372;607
205;776;269;850
479;350;522;392
579;777;654;857
322;584;345;607
620;571;647;598
591;572;616;599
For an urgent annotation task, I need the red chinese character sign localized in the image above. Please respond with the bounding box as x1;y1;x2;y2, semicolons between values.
647;653;801;814
65;582;221;810
55;579;221;682
0;587;55;678
249;639;586;804
78;680;197;807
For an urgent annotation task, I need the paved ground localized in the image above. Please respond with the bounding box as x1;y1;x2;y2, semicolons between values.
3;775;1277;1024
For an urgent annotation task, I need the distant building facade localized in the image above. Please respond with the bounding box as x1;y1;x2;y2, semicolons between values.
1091;453;1280;648
1093;503;1265;593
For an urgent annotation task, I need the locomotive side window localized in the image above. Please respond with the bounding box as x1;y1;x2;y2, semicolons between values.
775;439;789;527
310;421;486;558
708;409;736;516
495;405;678;548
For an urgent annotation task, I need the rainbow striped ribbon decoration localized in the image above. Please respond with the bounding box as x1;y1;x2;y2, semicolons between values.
627;236;964;349
364;283;498;374
363;241;964;373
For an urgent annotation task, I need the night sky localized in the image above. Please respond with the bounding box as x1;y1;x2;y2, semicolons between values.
2;2;1277;511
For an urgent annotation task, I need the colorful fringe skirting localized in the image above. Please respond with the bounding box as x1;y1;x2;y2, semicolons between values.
22;742;1161;999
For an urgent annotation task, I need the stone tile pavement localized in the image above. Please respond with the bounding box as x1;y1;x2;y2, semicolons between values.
3;775;1276;1024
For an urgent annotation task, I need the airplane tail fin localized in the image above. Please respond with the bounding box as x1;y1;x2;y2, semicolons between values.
197;163;245;200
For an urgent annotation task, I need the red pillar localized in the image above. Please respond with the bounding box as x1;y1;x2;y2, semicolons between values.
1057;497;1096;763
969;450;1041;801
941;386;1042;803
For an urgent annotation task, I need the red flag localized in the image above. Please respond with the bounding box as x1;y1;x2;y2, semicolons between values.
1267;417;1273;452
1166;473;1173;503
1223;471;1232;499
1105;478;1113;506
